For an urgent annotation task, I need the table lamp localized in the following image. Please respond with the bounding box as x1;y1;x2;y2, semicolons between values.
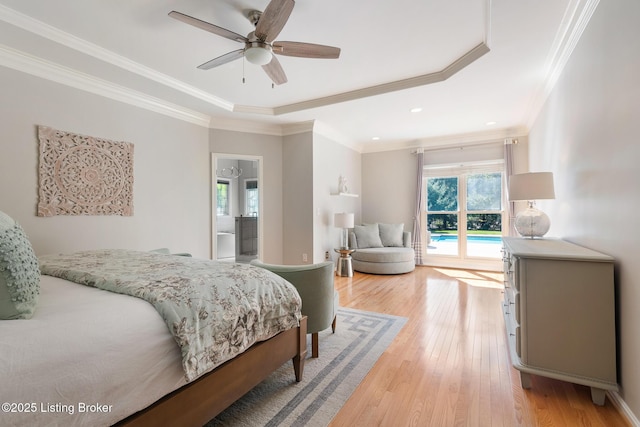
334;213;354;249
508;172;555;238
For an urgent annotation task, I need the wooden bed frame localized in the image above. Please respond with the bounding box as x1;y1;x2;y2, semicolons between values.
115;316;307;427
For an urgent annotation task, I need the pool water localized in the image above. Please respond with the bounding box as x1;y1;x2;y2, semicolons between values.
434;235;502;244
428;234;503;258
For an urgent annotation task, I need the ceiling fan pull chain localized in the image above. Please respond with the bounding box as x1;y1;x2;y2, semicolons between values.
242;55;246;84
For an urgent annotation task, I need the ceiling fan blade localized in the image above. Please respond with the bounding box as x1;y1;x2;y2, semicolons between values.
273;41;341;59
262;55;288;85
197;49;244;70
255;0;295;42
169;11;247;43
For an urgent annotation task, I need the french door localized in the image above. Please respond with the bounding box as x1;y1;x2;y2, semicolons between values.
423;165;504;268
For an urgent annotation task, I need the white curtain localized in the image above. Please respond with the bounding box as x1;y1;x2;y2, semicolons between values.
412;149;424;264
504;141;516;236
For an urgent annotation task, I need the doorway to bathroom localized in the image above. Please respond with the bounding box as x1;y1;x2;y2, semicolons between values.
211;153;263;263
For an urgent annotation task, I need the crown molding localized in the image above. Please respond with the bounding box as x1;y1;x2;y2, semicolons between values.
0;44;211;127
361;127;528;154
0;3;490;122
272;42;490;116
0;0;506;151
0;4;233;112
208;116;284;136
281;121;315;135
525;0;600;128
232;104;274;115
311;121;364;153
0;39;509;152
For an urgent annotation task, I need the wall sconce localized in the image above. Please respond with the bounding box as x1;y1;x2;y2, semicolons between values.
508;172;555;238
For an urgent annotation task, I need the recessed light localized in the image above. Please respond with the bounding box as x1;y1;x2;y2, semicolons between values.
372;136;380;141
486;121;497;125
410;107;423;113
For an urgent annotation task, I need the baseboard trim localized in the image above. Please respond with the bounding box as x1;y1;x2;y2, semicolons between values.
608;391;640;426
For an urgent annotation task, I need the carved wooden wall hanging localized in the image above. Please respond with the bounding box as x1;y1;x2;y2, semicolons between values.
37;126;134;216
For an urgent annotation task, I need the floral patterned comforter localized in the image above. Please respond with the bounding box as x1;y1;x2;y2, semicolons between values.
39;249;302;381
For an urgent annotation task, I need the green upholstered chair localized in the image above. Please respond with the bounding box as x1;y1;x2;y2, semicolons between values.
251;260;338;358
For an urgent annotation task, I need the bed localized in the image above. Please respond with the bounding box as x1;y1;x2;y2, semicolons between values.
0;248;307;427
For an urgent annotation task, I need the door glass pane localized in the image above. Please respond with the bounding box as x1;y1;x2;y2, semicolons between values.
427;177;458;211
427;214;459;256
466;214;502;257
466;172;503;258
426;177;459;256
466;173;502;210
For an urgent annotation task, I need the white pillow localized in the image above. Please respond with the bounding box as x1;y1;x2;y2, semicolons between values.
379;223;404;247
353;224;383;249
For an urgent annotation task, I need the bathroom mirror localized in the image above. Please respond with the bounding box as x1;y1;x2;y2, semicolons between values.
211;153;263;262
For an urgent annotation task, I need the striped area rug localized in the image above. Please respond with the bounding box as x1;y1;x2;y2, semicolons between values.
206;307;407;427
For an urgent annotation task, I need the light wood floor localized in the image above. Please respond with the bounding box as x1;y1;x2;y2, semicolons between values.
328;266;629;427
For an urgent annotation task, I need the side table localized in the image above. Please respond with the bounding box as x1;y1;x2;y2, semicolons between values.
334;248;355;277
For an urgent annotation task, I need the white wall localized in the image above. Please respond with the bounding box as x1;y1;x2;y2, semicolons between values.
282;132;313;264
528;0;640;419
312;133;361;263
362;149;416;230
210;129;284;263
0;66;211;258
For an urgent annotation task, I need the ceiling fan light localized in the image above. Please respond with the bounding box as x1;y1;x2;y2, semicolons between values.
245;45;273;65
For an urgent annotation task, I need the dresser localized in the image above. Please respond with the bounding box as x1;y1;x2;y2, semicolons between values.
502;237;617;405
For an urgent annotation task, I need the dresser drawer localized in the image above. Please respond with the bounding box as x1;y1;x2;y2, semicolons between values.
502;251;519;291
511;256;520;290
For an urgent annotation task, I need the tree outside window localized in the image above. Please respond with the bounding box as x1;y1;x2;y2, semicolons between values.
245;179;258;216
217;179;230;216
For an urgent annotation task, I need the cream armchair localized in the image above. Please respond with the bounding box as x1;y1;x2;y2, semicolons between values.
250;260;338;358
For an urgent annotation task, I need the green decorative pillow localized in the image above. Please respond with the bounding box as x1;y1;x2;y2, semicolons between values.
379;223;404;247
353;223;383;249
0;211;40;320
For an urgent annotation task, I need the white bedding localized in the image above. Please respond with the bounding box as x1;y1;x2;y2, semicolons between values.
0;275;188;427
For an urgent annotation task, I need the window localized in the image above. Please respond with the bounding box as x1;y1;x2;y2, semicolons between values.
426;176;459;255
216;179;230;216
424;166;504;260
245;179;258;216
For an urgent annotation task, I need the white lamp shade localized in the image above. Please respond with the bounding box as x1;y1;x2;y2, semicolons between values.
334;213;354;228
508;172;555;201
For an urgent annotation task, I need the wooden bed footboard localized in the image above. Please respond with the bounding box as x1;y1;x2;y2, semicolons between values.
115;316;307;427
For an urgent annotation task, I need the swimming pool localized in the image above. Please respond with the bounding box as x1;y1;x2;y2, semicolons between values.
433;235;503;244
428;234;503;258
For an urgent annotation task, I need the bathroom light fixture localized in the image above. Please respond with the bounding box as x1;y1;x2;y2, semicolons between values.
217;166;243;179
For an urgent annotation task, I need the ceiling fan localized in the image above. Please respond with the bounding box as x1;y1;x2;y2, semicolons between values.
169;0;341;85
